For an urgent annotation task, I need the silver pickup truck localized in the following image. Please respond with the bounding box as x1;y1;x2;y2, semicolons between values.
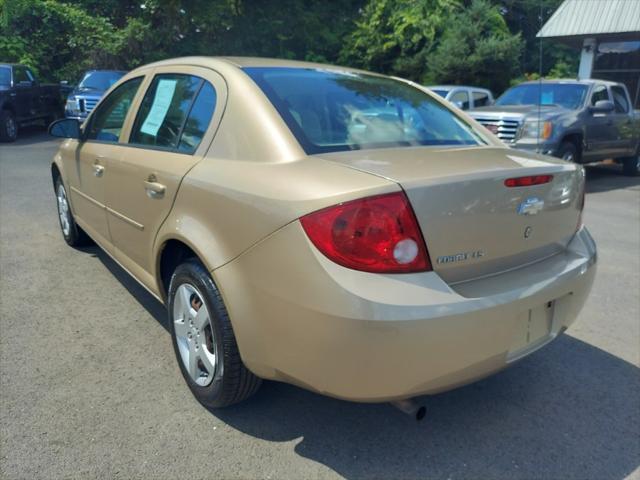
469;79;640;176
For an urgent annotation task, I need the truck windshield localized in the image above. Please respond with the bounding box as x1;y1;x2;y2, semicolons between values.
431;89;448;98
78;71;125;90
496;83;588;109
0;67;10;86
245;67;484;154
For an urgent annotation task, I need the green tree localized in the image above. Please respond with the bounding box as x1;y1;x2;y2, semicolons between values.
339;0;458;80
426;0;523;93
495;0;577;78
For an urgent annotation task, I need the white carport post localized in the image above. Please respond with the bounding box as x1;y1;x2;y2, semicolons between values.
578;38;597;79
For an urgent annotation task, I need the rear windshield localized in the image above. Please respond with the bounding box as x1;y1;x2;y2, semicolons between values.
79;71;125;91
496;83;588;110
244;67;484;154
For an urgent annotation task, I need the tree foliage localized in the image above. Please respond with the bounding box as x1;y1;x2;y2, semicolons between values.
0;0;578;94
425;0;523;93
339;0;456;79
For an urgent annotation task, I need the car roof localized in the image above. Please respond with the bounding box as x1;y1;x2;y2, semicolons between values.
517;78;621;87
428;85;492;91
134;56;378;76
83;69;127;74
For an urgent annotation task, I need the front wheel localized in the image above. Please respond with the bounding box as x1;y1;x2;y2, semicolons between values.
168;259;261;408
556;141;579;163
0;110;18;142
55;177;91;246
621;153;640;177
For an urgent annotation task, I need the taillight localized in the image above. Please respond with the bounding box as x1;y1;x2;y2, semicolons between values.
300;192;431;273
504;175;553;187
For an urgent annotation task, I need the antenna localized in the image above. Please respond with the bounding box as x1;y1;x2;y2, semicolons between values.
538;0;543;152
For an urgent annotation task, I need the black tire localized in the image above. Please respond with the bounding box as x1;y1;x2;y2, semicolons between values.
54;176;92;247
168;258;261;408
0;110;18;142
620;151;640;177
556;141;579;163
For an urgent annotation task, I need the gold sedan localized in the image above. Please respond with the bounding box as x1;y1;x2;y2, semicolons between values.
49;57;597;412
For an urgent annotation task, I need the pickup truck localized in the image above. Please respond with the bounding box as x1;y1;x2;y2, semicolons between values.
469;79;640;176
0;63;65;142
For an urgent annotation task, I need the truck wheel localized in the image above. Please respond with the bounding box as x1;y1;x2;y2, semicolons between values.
168;258;262;408
0;110;18;142
621;154;640;177
557;141;579;163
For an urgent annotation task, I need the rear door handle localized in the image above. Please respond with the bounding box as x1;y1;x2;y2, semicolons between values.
144;176;166;199
93;164;104;177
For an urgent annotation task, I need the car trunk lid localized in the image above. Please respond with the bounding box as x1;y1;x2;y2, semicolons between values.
316;146;584;284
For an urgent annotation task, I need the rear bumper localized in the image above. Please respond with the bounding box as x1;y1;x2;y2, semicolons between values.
215;224;596;402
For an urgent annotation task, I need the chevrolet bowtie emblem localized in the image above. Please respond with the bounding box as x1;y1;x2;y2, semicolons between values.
517;197;544;216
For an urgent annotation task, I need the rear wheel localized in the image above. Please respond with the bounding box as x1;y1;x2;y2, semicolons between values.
54;177;91;246
557;141;579;163
168;258;261;408
0;110;17;142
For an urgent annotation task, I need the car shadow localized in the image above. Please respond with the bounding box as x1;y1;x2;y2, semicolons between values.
83;243;640;479
585;164;640;193
212;336;639;479
80;245;170;332
2;124;54;147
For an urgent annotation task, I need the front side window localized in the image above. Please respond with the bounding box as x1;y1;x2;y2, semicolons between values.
129;74;212;151
591;85;609;105
473;91;490;107
86;77;143;142
13;67;31;84
245;67;484;154
610;86;630;113
450;90;470;109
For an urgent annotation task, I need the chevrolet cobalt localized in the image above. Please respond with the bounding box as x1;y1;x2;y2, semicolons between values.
49;57;597;409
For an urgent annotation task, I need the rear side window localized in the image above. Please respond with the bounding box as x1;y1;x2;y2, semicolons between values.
86;77;143;142
178;82;216;153
611;86;630;113
130;74;215;152
245;67;484;154
473;91;490;107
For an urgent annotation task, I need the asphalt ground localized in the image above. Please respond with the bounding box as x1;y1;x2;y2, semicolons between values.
1;127;639;480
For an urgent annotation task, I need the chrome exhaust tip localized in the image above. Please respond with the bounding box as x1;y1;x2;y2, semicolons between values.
390;398;426;421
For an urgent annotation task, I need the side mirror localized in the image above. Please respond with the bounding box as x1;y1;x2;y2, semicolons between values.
49;118;81;139
590;100;614;113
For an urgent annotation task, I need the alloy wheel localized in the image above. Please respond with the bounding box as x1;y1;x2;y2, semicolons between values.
173;283;217;386
562;151;574;162
56;184;71;236
5;116;16;140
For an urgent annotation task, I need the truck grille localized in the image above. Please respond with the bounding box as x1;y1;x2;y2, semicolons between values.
78;97;99;114
473;117;521;142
